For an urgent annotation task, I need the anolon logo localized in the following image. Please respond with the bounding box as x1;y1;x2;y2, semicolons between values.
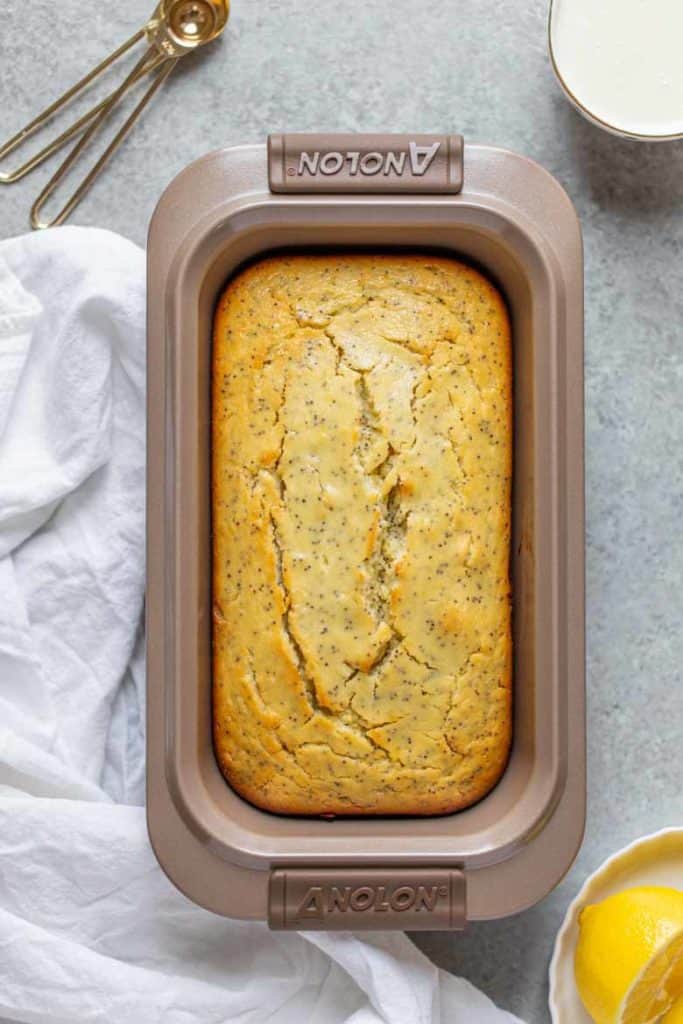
296;882;448;919
294;141;441;178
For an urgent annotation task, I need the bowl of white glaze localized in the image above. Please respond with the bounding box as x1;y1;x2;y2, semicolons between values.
549;0;683;140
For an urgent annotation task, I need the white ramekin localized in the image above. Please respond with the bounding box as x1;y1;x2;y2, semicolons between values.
549;828;683;1023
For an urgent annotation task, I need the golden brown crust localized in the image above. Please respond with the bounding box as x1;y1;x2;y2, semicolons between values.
212;253;512;816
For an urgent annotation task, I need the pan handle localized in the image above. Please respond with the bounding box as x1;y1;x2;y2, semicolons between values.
268;133;464;195
269;866;466;930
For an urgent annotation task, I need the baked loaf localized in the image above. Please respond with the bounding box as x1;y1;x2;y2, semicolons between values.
212;253;512;816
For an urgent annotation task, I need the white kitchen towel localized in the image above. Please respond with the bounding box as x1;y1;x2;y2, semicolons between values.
0;227;523;1024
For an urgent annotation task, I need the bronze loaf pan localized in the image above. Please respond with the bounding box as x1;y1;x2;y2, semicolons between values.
146;135;585;930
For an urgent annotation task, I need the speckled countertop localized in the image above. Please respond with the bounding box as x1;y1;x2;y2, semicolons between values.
2;1;682;1021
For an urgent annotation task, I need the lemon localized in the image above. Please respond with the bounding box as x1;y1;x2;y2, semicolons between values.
574;885;683;1024
662;995;683;1023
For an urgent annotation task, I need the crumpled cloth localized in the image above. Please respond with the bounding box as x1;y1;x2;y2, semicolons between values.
0;227;524;1024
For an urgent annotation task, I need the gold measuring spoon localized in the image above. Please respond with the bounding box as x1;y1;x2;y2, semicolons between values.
0;0;230;229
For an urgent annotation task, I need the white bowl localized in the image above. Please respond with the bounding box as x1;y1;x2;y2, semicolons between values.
548;0;683;141
549;828;683;1023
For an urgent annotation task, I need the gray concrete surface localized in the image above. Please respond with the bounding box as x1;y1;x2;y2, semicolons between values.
2;1;683;1021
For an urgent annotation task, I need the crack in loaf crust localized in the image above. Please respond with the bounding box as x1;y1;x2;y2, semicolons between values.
212;253;512;816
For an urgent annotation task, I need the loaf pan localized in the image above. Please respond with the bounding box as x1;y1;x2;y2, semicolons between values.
147;134;585;929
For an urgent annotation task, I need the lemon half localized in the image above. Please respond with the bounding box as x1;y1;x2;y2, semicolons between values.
575;886;683;1024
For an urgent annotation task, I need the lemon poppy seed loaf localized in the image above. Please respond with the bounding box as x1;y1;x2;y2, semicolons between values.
212;253;512;816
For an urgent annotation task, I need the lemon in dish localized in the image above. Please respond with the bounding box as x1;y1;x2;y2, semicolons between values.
574;885;683;1024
